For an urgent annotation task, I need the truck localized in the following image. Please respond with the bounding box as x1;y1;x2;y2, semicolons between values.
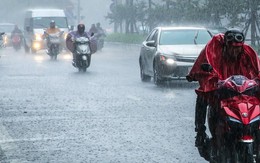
23;9;69;53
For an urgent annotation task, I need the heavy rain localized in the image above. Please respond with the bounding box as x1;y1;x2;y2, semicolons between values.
0;0;259;163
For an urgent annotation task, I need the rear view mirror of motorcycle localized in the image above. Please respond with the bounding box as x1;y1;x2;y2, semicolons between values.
91;32;94;37
201;63;213;72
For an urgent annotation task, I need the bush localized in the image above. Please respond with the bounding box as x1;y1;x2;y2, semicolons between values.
105;33;146;44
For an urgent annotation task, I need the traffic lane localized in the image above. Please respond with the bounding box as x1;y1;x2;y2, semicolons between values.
0;45;205;162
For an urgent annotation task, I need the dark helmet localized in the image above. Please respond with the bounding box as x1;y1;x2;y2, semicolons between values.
50;20;55;28
77;24;85;34
224;28;245;46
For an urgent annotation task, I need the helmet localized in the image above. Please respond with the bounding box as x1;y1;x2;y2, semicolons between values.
77;24;85;34
224;28;245;46
50;20;55;28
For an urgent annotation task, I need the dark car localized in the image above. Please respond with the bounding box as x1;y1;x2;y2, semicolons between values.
139;26;212;85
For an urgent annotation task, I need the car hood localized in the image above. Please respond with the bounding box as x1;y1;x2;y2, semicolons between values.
158;45;205;57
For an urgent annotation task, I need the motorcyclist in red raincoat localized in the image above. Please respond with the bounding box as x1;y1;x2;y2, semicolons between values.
186;28;260;160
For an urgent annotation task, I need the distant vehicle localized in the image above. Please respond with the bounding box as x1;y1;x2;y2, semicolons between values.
139;26;212;85
23;9;69;53
207;26;228;36
44;31;64;60
0;23;16;47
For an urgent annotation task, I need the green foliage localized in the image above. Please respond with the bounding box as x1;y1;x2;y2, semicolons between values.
105;33;146;44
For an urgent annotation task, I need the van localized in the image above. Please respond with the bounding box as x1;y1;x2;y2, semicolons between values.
23;9;69;53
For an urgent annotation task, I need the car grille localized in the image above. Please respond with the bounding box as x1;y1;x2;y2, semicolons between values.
175;56;197;63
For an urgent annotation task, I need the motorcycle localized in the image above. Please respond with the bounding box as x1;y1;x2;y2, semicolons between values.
11;33;22;51
95;32;106;51
201;64;260;163
44;31;64;60
72;36;92;72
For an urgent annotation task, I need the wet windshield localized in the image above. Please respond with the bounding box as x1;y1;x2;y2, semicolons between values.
159;29;212;45
33;17;68;28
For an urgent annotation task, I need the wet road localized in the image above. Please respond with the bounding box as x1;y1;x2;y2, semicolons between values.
0;44;205;163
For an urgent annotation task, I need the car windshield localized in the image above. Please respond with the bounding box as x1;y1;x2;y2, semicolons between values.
159;29;212;45
0;24;15;33
33;17;68;29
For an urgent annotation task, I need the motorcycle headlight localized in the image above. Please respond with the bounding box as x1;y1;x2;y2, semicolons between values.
250;116;260;124
82;55;87;60
34;33;42;41
228;116;242;123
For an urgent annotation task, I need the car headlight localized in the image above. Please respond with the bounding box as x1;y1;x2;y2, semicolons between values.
34;33;42;41
160;55;175;64
3;35;8;44
63;33;68;40
33;42;41;50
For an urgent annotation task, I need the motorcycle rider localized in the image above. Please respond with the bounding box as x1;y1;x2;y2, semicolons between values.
96;22;106;38
11;25;23;39
66;23;97;66
88;23;98;36
186;28;260;160
43;20;61;54
96;22;106;50
11;25;23;45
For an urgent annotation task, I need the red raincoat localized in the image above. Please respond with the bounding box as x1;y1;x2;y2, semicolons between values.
188;33;260;97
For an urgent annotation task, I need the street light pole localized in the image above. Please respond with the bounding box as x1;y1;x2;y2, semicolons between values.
77;0;81;24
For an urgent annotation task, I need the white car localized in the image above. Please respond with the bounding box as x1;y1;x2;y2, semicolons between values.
139;26;212;85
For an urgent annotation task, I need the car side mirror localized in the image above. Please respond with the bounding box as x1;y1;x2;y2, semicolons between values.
69;25;74;31
146;40;156;47
201;63;213;72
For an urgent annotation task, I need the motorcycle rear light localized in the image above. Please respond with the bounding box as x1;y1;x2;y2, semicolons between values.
240;135;253;143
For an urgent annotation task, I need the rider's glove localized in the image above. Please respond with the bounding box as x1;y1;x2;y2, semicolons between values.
186;75;193;82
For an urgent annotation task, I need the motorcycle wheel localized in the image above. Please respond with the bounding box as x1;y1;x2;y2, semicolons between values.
238;143;254;163
78;67;87;72
53;55;57;60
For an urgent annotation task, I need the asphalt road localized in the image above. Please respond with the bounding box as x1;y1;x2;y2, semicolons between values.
0;44;206;163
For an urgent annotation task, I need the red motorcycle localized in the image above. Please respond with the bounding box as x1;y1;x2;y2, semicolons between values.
11;33;22;51
202;65;260;162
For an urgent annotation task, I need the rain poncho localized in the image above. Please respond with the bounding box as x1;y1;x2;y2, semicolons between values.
66;31;97;54
187;33;260;96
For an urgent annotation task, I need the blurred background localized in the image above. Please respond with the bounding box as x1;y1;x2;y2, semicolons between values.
0;0;259;47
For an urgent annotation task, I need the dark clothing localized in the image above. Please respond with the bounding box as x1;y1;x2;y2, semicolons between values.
96;27;106;38
11;28;23;39
88;26;98;36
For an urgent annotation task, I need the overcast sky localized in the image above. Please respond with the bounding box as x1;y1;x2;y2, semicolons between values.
79;0;112;31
